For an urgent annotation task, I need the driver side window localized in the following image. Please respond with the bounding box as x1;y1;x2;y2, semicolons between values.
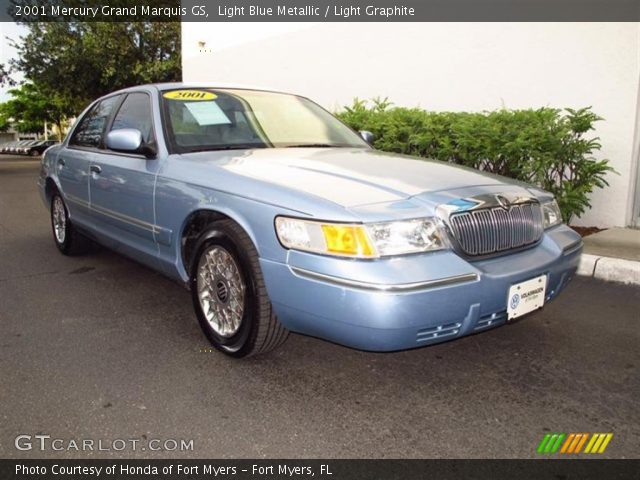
110;92;154;144
69;95;121;148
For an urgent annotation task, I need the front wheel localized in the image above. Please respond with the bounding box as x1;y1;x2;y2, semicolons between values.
190;219;289;358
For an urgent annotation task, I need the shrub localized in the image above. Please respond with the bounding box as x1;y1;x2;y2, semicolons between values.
337;98;614;223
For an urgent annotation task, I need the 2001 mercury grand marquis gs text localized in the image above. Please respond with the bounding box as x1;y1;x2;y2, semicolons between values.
38;84;583;357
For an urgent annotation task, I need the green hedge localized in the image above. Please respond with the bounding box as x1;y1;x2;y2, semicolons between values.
336;98;614;223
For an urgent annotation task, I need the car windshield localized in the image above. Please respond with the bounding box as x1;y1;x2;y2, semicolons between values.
162;88;369;153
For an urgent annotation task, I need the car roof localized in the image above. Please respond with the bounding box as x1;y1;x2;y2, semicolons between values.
110;82;298;97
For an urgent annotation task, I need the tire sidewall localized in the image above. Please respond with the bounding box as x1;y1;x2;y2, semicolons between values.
51;193;71;254
190;227;259;357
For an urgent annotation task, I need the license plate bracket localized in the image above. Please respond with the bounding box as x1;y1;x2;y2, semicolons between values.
507;274;547;320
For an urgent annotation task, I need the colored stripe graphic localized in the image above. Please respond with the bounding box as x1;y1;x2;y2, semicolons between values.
574;433;589;453
592;434;606;453
567;434;579;453
597;433;613;453
585;433;613;454
544;434;558;453
549;433;565;453
584;433;598;453
560;433;575;453
567;433;584;453
539;433;613;454
537;434;552;454
537;433;566;454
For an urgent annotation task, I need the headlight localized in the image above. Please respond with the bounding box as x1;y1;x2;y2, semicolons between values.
366;218;446;255
542;199;562;228
275;216;446;258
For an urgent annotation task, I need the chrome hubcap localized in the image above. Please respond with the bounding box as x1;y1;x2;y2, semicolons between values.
197;246;245;337
52;196;66;244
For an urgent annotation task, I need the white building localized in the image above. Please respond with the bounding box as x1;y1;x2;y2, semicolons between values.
182;22;640;228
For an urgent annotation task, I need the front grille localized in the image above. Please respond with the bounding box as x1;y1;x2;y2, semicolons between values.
474;312;507;331
416;322;461;343
449;202;543;256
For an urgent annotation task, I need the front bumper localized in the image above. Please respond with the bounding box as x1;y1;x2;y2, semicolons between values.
260;224;582;351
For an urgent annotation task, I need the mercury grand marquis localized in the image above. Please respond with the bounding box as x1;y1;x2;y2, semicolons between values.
38;84;583;357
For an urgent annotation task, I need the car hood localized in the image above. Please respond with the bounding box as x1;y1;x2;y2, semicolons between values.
214;148;518;208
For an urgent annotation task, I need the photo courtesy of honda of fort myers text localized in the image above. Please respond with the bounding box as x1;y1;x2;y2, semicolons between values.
0;0;639;479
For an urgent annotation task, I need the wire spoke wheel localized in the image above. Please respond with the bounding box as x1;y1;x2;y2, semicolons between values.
52;195;67;244
50;192;89;256
190;219;289;357
196;245;246;338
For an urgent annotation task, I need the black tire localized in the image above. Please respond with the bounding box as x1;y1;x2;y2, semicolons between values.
190;219;289;358
50;192;90;255
30;150;40;157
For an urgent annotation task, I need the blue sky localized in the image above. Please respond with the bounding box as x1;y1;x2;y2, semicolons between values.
1;22;26;101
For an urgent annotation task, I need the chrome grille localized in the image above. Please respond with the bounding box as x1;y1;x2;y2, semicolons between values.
449;202;543;256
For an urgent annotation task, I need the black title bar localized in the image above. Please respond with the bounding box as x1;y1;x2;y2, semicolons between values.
2;459;640;480
1;0;639;22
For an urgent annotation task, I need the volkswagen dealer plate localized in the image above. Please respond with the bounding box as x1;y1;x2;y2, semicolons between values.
507;274;547;320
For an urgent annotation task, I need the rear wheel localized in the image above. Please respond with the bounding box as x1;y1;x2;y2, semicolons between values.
50;192;89;255
190;219;289;357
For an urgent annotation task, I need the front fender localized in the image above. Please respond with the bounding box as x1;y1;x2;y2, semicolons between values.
154;178;304;283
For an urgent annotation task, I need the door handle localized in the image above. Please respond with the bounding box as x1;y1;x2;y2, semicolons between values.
57;158;65;167
89;165;102;175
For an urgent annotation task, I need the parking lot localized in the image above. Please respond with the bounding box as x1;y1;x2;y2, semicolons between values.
1;157;638;459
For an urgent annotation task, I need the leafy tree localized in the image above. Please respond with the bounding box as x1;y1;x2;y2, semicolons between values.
0;83;71;138
11;21;181;116
0;104;12;132
0;63;13;86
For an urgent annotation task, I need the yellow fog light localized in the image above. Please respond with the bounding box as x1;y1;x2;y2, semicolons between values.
321;224;375;257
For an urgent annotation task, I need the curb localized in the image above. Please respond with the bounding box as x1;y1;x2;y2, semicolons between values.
577;254;640;286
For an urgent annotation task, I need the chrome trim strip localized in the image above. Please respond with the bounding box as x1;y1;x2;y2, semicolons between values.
65;193;173;243
90;202;158;233
289;267;478;292
437;193;540;216
65;193;90;209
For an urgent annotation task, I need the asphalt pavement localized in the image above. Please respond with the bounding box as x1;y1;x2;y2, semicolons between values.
1;157;638;459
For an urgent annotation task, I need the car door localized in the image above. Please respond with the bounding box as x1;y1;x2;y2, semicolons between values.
88;91;160;261
58;95;122;228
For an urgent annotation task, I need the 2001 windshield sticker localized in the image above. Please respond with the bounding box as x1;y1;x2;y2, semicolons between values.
163;90;217;101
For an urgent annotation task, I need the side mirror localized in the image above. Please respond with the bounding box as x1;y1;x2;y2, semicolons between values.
105;129;157;158
106;128;142;152
359;130;375;145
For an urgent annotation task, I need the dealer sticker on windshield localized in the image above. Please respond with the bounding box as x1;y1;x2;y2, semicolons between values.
507;274;547;320
163;90;217;101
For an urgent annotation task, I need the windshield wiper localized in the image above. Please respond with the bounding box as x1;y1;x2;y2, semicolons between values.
186;145;267;153
283;143;346;148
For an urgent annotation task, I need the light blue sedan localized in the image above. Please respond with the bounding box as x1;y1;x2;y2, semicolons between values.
38;84;583;357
